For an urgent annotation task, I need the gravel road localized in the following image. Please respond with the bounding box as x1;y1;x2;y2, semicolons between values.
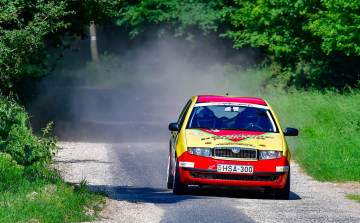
55;141;360;223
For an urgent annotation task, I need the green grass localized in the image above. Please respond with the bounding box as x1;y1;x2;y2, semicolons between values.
229;67;360;182
0;95;107;223
347;194;360;203
267;89;360;182
0;154;107;223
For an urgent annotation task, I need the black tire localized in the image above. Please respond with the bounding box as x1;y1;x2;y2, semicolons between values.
173;157;188;195
167;156;174;189
274;169;290;200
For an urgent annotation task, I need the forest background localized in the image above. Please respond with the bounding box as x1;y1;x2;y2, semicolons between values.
1;0;360;221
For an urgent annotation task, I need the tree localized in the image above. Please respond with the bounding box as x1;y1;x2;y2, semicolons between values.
0;0;122;92
0;0;70;91
116;0;229;40
222;0;360;89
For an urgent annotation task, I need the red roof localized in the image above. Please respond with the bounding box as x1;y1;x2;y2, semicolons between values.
197;95;267;105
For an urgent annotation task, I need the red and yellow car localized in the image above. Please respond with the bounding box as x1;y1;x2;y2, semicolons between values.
167;95;298;200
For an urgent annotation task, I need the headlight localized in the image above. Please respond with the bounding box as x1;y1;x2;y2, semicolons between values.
188;147;211;157
260;150;283;160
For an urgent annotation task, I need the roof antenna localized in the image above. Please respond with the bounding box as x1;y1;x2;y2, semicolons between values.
226;93;229;95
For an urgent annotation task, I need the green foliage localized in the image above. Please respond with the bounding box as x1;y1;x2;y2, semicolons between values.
0;94;107;222
223;0;360;89
117;0;226;40
306;1;360;56
0;153;24;187
0;0;122;91
0;0;71;90
0;94;58;170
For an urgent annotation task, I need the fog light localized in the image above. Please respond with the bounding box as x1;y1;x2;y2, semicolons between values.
276;166;289;172
188;147;194;155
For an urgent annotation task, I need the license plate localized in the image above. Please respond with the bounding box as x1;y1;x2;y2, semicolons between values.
217;164;254;173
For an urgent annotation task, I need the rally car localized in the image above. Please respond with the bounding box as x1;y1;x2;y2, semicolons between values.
167;95;298;200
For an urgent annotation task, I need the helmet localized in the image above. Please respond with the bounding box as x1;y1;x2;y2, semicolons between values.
197;108;216;128
240;108;260;126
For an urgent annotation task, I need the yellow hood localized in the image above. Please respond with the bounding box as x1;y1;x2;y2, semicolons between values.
185;129;283;151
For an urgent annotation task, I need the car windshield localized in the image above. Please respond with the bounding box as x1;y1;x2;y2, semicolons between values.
187;104;278;132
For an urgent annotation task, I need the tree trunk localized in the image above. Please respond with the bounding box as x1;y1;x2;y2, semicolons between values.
89;21;99;62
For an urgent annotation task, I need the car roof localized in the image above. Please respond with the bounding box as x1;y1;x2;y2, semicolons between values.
196;95;267;105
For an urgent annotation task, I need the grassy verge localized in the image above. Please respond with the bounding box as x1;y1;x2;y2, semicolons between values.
267;89;360;182
0;154;107;222
0;95;106;222
347;194;360;203
229;68;360;182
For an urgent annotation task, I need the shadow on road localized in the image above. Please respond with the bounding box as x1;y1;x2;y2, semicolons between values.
87;185;301;204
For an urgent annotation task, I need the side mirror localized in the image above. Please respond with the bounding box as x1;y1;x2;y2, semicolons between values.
168;122;180;131
284;127;299;136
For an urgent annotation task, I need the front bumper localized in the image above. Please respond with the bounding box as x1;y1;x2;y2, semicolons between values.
178;152;289;189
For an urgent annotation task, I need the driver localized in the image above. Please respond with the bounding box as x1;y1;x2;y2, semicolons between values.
235;107;261;129
197;108;217;128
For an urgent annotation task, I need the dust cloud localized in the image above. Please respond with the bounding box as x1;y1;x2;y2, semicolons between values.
21;27;261;144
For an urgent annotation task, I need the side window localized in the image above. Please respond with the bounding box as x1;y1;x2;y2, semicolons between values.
178;100;192;129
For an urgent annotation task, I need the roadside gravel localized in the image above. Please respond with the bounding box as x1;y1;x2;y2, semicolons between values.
55;142;164;223
55;141;360;223
237;162;360;222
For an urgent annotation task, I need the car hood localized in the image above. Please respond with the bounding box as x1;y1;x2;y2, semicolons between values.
185;129;283;150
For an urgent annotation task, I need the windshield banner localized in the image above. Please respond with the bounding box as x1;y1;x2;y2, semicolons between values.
194;102;269;110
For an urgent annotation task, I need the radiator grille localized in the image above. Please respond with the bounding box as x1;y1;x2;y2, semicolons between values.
214;148;257;159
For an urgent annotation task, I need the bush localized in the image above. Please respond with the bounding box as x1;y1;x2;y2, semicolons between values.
0;94;106;222
0;153;24;189
0;94;58;174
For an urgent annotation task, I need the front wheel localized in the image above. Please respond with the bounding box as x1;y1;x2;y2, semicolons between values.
274;169;290;200
167;156;173;189
173;156;188;195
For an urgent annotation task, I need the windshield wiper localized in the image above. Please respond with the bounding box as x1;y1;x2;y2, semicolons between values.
221;128;251;131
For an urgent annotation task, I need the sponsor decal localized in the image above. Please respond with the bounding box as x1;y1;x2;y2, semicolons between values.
260;144;266;147
201;134;273;141
179;162;195;168
189;132;205;137
195;129;272;143
205;142;212;144
216;142;256;147
208;165;216;169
